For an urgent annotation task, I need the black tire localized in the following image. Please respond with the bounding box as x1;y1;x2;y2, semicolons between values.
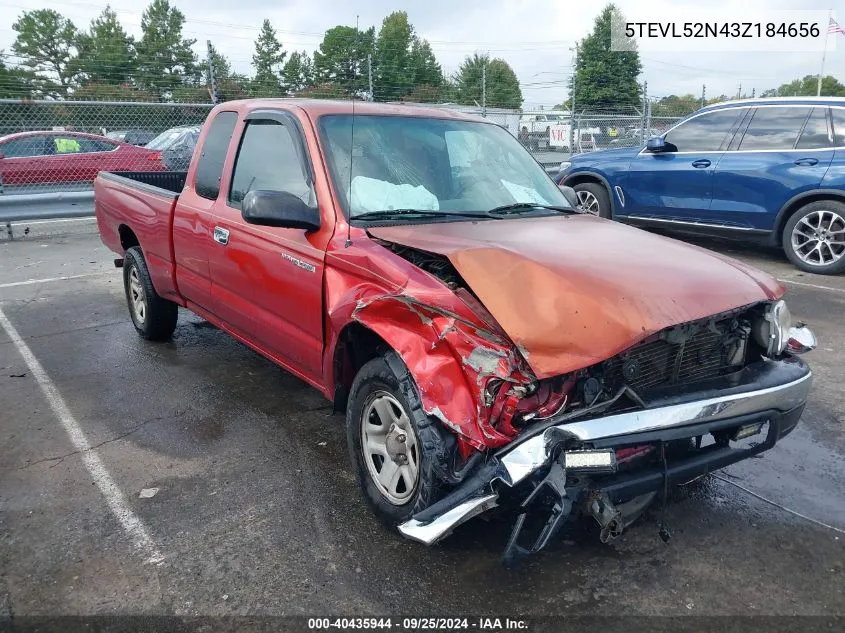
782;200;845;275
123;246;178;341
346;352;447;526
573;181;612;219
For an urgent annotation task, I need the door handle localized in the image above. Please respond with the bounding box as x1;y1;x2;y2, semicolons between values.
794;158;819;166
213;226;229;245
691;159;711;168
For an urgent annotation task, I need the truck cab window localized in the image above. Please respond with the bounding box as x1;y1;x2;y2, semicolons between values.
229;119;314;208
195;111;237;200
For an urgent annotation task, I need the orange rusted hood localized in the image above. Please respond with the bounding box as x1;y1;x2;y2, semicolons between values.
369;215;784;379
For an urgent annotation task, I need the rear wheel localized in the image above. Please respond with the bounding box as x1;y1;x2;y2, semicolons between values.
573;182;611;219
346;353;447;525
123;246;178;340
783;201;845;275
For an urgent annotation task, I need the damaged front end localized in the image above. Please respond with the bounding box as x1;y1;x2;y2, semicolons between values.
329;235;815;562
397;307;816;563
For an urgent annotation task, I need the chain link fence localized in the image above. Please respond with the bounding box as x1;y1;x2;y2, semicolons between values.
0;97;701;205
513;105;698;167
0;100;213;196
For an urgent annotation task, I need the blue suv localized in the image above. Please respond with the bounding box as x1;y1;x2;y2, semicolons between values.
557;97;845;274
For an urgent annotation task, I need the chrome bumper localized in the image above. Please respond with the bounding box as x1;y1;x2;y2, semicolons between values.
398;358;813;546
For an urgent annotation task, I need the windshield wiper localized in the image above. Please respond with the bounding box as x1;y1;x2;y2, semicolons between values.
353;209;496;222
486;202;575;216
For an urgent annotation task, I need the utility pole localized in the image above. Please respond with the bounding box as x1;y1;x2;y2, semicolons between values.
367;54;373;102
206;40;219;104
481;63;487;117
569;43;578;153
701;84;706;108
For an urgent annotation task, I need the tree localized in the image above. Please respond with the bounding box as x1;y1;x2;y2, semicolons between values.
313;25;375;95
282;51;315;95
251;19;286;96
199;43;231;85
195;45;247;102
374;12;413;100
0;55;36;98
762;75;845;97
455;53;522;109
136;0;197;99
11;10;80;96
410;38;442;88
573;3;642;111
372;12;442;101
652;94;702;117
76;7;136;86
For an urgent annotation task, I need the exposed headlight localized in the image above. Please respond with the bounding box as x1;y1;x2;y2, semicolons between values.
752;300;792;357
558;161;572;172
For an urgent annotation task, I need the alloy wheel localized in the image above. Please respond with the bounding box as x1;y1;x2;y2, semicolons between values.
576;190;600;215
791;209;845;267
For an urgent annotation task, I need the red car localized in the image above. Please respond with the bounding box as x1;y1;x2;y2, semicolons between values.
0;131;164;188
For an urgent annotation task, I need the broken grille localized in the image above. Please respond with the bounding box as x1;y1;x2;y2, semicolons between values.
603;320;747;393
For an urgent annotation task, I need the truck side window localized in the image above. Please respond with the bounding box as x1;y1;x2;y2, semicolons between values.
195;111;237;200
229;120;314;207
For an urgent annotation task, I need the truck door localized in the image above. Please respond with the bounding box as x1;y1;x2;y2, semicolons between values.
209;111;325;383
172;111;239;312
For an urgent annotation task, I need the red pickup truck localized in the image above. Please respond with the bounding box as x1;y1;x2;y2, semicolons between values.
95;99;816;562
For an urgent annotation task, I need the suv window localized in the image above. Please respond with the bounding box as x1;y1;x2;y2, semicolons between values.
0;136;47;157
229;119;313;207
195;111;237;200
796;107;831;149
832;108;845;146
738;107;812;151
663;109;740;152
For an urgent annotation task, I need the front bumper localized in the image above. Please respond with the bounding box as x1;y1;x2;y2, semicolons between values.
398;356;812;549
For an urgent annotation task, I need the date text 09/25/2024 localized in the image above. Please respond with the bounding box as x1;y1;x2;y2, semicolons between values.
307;618;530;631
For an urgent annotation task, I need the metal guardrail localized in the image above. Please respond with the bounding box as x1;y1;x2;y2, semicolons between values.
0;191;94;223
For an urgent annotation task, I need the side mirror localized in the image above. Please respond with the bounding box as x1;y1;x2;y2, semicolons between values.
241;190;321;232
646;136;666;152
559;185;580;209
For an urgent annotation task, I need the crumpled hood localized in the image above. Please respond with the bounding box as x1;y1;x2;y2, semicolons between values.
369;215;784;378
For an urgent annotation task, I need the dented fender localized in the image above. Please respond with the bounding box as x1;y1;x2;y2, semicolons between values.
323;240;535;452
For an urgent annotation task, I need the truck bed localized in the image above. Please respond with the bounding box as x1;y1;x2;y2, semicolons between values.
101;171;188;195
94;170;188;303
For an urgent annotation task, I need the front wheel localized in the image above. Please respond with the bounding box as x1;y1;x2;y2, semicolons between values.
783;201;845;275
572;182;612;219
346;353;446;525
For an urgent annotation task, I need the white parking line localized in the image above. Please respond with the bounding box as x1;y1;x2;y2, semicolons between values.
0;306;164;565
0;272;108;289
778;278;845;294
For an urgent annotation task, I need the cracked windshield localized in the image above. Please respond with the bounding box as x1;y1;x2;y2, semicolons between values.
319;115;569;217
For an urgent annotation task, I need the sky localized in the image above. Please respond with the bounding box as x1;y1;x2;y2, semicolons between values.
0;0;843;109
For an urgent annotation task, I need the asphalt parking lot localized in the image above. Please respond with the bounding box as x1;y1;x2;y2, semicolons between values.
1;223;844;619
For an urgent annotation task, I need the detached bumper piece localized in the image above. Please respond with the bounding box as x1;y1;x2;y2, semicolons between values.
398;358;812;562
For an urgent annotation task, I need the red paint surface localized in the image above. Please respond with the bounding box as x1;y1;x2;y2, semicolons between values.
95;99;783;454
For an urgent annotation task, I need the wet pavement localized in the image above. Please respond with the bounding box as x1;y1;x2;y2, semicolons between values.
1;229;843;618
